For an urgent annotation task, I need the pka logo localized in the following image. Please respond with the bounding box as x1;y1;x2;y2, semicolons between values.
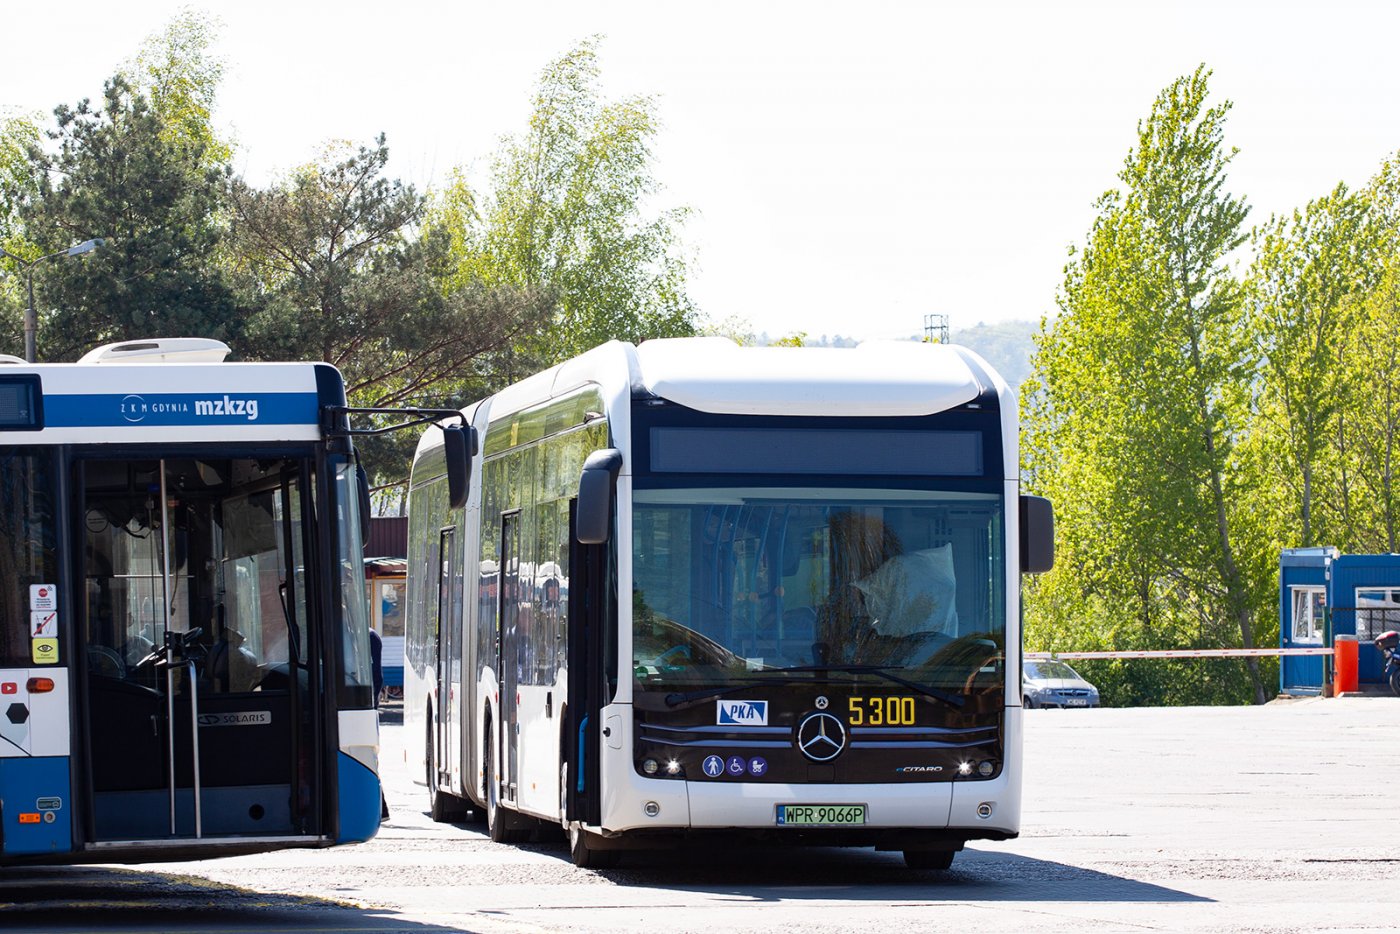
717;699;768;726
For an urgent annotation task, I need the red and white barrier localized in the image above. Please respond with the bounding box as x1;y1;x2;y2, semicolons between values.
1025;647;1333;660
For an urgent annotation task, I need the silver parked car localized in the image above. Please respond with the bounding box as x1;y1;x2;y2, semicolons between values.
1022;659;1100;708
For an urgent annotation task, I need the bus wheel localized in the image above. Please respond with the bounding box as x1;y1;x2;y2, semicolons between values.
569;822;621;869
427;717;467;823
485;721;532;844
903;848;956;871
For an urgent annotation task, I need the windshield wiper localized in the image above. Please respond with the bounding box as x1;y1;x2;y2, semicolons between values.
764;664;966;709
663;679;785;708
663;666;968;710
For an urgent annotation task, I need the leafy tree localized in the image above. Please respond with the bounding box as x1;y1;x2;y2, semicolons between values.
437;38;697;365
227;137;548;482
696;312;756;346
1245;185;1379;548
0;114;42;349
123;8;231;169
1025;67;1270;704
1343;258;1400;551
0;115;40;248
22;76;237;360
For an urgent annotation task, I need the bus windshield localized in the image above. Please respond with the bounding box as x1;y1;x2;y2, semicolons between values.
631;487;1005;694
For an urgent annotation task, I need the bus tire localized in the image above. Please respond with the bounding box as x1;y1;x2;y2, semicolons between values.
903;848;956;871
569;823;620;869
427;715;468;823
485;720;532;843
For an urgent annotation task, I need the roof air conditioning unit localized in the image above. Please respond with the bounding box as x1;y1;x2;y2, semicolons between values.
76;338;232;365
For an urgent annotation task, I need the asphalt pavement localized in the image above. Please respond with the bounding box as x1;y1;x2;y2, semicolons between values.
4;696;1399;933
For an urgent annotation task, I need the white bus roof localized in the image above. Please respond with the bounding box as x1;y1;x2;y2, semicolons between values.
634;337;992;417
414;337;1017;474
0;341;340;444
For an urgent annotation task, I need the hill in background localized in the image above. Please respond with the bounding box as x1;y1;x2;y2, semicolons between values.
949;319;1037;391
747;319;1038;393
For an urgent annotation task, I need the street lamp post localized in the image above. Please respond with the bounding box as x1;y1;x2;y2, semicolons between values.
0;238;104;363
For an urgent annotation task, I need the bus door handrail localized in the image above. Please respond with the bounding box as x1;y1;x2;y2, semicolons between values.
137;627;206;838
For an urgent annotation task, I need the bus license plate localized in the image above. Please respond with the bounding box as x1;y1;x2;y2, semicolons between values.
776;804;866;826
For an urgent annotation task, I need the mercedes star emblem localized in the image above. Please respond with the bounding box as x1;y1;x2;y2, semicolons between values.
795;711;847;762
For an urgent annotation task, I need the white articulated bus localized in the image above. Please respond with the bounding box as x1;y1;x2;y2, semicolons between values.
0;339;388;866
404;337;1052;868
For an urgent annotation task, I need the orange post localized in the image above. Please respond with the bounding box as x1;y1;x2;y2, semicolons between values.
1333;634;1359;694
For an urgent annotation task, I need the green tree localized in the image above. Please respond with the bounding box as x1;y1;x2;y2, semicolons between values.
1025;67;1269;705
22;76;237;360
0;114;42;349
1342;258;1400;551
227;137;548;483
1246;185;1379;548
0;115;40;247
123;8;231;169
437;38;698;364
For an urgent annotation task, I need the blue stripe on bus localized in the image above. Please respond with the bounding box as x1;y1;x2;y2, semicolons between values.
577;716;588;794
336;752;382;844
0;756;71;856
44;392;321;428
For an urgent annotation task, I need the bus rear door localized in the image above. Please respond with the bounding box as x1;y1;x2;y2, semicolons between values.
433;527;462;791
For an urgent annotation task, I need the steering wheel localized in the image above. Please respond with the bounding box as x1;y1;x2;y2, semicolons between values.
86;645;127;679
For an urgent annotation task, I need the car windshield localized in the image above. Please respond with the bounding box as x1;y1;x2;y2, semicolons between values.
1025;660;1080;680
631;487;1005;694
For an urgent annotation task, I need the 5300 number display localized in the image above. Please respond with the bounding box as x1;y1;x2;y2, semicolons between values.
847;695;916;726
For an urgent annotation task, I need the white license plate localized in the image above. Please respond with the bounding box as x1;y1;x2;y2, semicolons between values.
1066;698;1088;707
776;804;866;826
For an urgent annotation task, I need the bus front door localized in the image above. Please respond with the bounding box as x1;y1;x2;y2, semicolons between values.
564;500;605;827
77;456;314;843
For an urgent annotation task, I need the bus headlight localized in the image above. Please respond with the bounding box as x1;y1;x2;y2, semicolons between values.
642;758;660;775
957;761;972;776
977;760;995;777
665;759;682;775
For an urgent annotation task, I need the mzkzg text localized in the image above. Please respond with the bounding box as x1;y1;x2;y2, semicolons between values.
195;395;260;420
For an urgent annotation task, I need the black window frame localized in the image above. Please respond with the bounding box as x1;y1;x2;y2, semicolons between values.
630;394;1006;494
0;374;44;431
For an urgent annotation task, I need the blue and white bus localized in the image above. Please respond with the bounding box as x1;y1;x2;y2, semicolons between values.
0;339;383;865
404;337;1053;868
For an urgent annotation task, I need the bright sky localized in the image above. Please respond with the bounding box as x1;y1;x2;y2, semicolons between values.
4;0;1398;342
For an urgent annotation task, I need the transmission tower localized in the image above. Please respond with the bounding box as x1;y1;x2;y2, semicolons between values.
923;313;950;344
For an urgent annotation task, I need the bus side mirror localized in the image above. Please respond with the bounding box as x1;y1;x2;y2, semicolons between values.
444;424;477;510
1020;495;1054;573
577;448;623;545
